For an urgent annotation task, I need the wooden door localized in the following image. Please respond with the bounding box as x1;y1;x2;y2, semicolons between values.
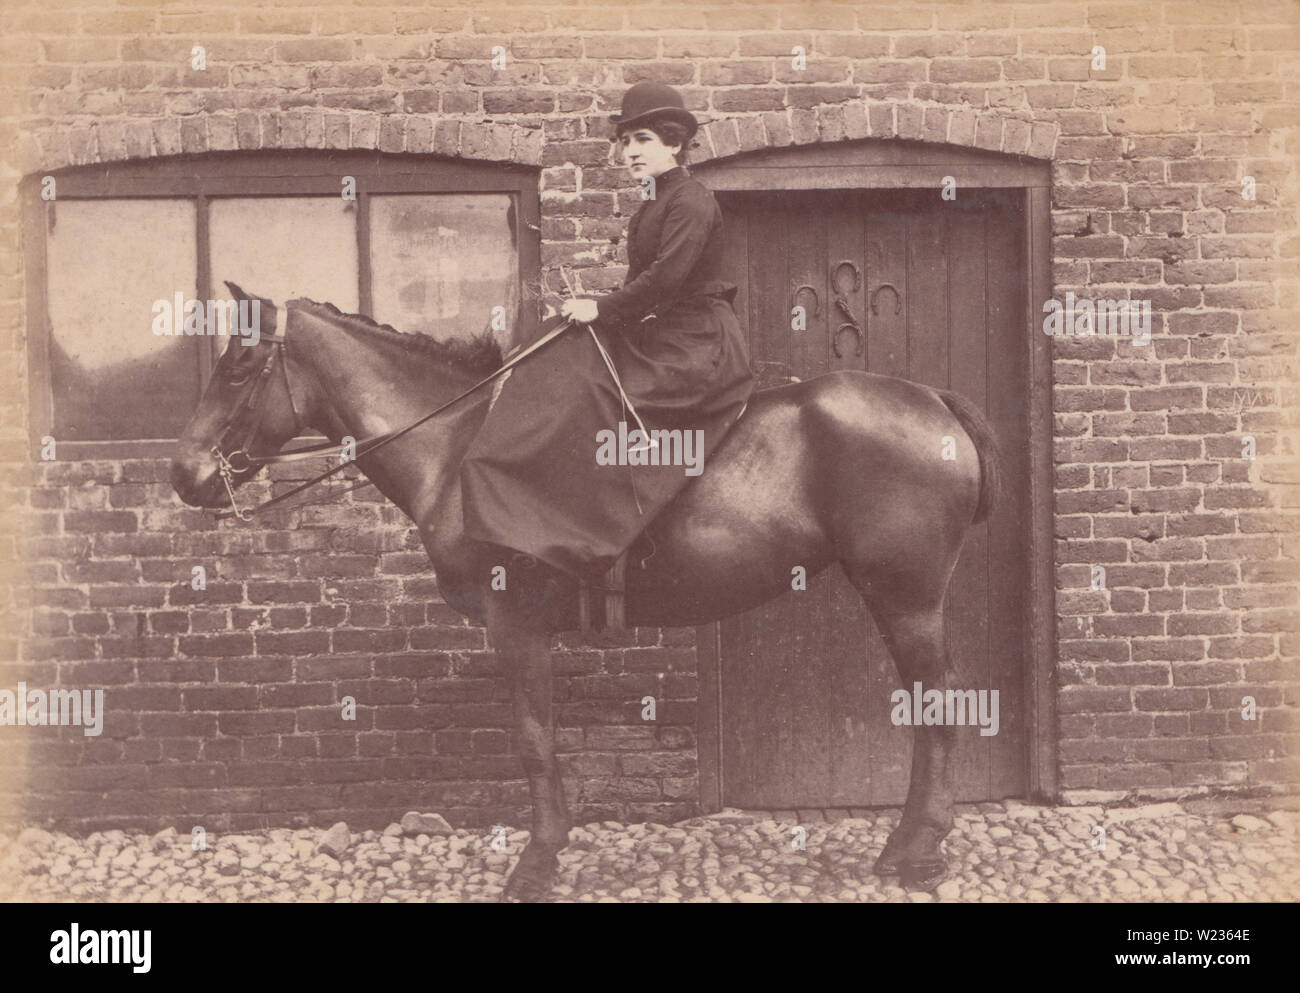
713;189;1031;808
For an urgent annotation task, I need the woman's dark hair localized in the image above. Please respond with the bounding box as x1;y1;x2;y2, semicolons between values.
616;115;691;165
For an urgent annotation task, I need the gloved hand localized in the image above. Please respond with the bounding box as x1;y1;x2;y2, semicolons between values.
560;297;599;324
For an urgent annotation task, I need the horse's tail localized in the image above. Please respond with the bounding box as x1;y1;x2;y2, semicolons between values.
937;389;1003;525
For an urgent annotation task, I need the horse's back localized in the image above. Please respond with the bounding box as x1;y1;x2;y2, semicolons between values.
669;368;963;521
708;368;981;533
734;368;956;447
631;368;980;622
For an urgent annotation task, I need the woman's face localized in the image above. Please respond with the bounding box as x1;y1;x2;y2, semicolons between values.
617;128;681;180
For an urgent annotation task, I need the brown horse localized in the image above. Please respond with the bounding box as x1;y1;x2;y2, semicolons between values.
171;284;1003;901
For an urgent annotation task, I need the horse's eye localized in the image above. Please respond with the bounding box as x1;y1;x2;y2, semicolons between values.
224;340;259;386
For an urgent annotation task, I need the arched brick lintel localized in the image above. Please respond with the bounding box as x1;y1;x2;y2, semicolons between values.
692;102;1058;164
21;112;545;174
22;101;1057;175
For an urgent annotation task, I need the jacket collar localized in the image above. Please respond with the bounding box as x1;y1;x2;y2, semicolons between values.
655;165;688;188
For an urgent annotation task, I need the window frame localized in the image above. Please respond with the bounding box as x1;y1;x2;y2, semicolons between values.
22;150;542;459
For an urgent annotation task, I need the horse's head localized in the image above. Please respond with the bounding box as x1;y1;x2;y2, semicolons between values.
170;282;302;510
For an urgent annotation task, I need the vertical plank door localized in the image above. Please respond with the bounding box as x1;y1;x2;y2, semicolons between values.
714;189;1029;807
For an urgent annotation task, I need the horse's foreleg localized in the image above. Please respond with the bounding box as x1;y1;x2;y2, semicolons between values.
484;562;571;902
868;604;956;890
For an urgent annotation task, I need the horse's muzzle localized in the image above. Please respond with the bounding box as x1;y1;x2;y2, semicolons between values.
170;452;227;508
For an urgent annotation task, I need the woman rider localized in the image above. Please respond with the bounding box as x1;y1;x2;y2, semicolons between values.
458;82;755;596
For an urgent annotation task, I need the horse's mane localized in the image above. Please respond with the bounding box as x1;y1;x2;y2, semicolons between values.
288;297;503;375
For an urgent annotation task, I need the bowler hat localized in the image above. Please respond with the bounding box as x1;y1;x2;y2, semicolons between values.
611;82;698;140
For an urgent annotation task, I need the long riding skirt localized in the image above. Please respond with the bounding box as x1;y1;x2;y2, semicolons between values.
458;296;753;581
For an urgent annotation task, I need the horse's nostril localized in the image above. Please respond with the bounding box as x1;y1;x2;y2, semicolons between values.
170;453;220;506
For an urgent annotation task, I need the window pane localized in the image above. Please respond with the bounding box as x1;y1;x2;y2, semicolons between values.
45;199;199;441
370;194;517;348
209;196;359;322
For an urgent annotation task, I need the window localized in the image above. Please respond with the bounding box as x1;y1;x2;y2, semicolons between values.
23;151;541;457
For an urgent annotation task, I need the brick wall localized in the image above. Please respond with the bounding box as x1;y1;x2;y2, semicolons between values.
1;0;1297;832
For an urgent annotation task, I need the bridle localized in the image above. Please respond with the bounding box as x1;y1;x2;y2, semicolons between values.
210;330;305;520
208;314;580;522
211;327;381;521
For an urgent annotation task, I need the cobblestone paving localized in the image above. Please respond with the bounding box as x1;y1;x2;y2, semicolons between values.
3;801;1297;902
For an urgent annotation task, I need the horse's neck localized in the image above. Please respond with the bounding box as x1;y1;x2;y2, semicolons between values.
295;316;491;520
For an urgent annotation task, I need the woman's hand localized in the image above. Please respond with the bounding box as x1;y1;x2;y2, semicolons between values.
560;297;599;324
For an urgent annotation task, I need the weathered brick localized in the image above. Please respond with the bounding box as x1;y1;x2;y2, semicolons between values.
9;3;1299;829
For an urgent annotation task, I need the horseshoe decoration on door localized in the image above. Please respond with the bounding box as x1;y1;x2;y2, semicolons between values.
790;284;820;320
832;260;862;297
870;282;902;316
833;323;863;359
831;260;864;359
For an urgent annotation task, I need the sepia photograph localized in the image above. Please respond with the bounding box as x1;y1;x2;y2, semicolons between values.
0;0;1297;961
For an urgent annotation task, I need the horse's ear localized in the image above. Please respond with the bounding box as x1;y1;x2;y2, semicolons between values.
220;280;278;340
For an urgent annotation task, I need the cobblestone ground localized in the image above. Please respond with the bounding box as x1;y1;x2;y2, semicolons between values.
3;801;1298;903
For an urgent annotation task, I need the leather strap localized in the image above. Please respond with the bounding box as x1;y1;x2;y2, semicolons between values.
214;319;578;521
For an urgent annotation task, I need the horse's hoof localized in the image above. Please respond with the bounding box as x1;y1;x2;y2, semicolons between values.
872;846;903;876
899;858;947;891
501;847;560;903
500;869;554;903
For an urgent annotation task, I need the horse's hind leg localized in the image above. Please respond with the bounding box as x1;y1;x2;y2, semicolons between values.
483;554;572;902
863;600;958;890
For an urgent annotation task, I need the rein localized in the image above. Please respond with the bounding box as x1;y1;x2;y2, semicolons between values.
212;316;578;521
